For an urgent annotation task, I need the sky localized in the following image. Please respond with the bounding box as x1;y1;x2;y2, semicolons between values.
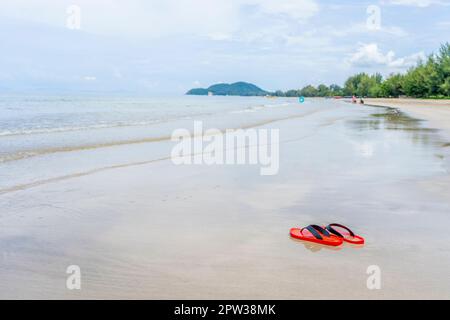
0;0;449;94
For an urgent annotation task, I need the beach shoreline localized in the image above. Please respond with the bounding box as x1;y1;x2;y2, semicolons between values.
363;98;450;140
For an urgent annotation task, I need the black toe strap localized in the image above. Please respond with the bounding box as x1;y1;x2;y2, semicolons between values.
302;225;331;240
326;223;355;238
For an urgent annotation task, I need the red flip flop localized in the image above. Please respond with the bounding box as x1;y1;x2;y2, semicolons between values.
290;225;343;246
325;223;365;245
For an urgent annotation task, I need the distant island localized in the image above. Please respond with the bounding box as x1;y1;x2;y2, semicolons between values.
186;82;269;96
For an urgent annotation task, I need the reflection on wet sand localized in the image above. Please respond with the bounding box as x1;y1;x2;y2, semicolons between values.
289;237;365;252
290;237;342;252
347;108;444;147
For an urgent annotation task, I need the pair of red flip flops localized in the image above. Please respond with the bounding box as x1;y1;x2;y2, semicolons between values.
290;223;364;246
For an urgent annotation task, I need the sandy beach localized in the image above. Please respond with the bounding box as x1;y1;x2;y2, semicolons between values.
2;0;450;304
365;98;450;140
1;97;450;299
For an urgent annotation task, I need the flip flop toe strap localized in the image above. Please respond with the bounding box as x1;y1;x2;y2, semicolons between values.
326;223;355;238
302;225;331;240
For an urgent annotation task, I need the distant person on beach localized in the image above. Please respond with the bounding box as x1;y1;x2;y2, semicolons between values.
352;95;357;103
360;97;365;104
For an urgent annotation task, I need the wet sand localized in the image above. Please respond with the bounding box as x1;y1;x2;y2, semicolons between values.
365;98;450;139
1;99;450;299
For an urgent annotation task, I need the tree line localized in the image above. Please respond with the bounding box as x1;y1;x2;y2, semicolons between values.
273;43;450;99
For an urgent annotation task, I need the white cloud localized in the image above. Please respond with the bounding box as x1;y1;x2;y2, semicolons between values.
378;26;409;37
0;0;319;40
327;23;408;37
436;21;450;28
349;43;425;69
255;0;319;21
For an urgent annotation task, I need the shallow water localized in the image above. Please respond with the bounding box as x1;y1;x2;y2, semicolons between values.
0;96;449;299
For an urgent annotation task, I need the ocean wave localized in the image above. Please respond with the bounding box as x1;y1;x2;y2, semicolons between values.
0;109;323;164
264;102;291;108
0;123;325;197
229;102;293;114
0;135;172;163
0;122;155;137
0;113;214;138
229;107;264;114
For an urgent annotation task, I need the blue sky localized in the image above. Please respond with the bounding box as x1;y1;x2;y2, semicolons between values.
0;0;449;94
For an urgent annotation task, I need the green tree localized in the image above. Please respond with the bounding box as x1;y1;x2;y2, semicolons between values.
381;74;404;97
344;73;364;96
368;73;383;97
403;62;429;97
285;89;300;97
317;84;330;96
436;43;450;96
441;78;450;96
300;85;319;97
329;84;343;96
